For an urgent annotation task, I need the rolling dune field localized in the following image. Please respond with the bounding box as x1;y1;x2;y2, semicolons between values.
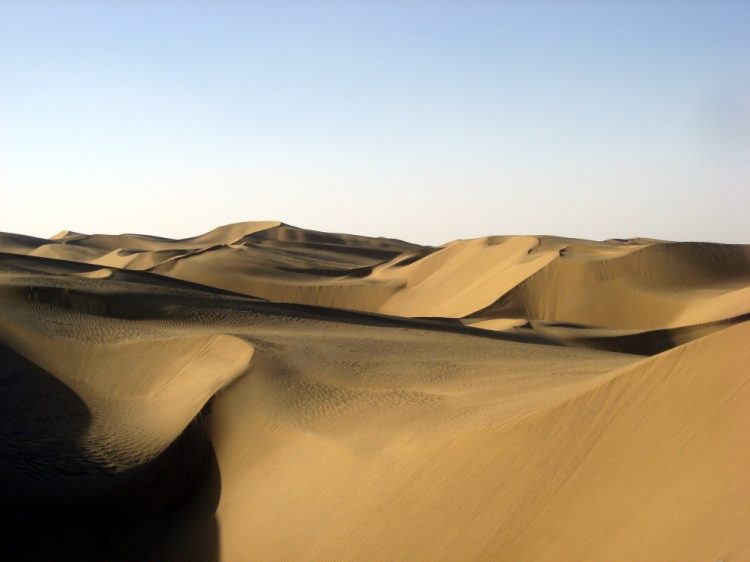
0;222;748;561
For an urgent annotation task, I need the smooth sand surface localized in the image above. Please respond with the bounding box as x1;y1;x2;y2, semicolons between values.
0;222;748;561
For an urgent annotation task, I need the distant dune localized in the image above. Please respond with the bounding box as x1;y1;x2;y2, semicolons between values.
0;222;748;560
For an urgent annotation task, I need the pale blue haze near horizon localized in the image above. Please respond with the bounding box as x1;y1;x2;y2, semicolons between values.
1;1;748;244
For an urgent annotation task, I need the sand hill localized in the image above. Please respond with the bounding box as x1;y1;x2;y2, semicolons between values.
0;222;748;561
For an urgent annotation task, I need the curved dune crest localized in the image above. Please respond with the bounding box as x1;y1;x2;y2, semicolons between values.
73;267;114;279
376;236;564;317
0;294;253;467
475;239;750;330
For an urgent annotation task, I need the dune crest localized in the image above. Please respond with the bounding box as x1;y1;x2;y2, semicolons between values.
2;223;747;341
0;288;253;468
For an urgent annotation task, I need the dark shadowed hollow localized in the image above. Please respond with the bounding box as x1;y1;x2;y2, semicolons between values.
0;342;221;561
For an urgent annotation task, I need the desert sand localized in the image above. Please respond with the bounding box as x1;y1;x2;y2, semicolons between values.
0;221;748;561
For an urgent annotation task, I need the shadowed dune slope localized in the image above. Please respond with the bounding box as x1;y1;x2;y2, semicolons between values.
0;273;253;494
0;266;254;560
0;290;253;470
0;334;224;562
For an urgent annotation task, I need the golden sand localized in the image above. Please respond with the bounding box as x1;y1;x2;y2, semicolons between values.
0;222;747;560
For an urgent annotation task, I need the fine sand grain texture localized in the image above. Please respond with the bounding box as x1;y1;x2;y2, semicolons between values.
0;223;748;561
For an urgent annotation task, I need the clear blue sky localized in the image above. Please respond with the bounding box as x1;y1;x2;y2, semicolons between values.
1;1;748;243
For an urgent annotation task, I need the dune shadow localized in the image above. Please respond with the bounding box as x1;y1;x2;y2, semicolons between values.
0;341;221;562
563;312;750;355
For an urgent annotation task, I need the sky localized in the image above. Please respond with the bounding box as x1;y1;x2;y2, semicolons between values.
1;1;748;244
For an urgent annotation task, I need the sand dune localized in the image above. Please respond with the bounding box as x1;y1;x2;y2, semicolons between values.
0;222;748;560
478;240;750;330
2;222;747;338
207;320;749;561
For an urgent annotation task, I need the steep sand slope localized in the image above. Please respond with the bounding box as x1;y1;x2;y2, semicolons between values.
477;240;750;329
204;316;749;561
374;235;564;317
